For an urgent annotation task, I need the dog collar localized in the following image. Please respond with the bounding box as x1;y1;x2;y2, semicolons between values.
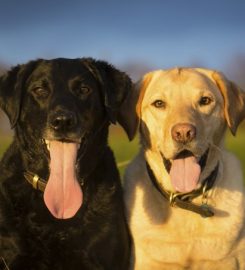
146;162;219;218
23;118;110;193
24;144;107;192
24;171;47;192
24;171;84;192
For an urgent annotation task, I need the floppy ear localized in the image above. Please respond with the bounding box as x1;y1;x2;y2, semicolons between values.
83;58;138;140
0;61;38;128
116;81;140;141
118;72;154;139
212;71;245;135
0;65;23;128
135;72;153;119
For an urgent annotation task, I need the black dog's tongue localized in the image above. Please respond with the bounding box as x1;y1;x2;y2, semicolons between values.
44;141;83;219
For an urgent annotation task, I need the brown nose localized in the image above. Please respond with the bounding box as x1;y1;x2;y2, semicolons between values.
171;123;196;144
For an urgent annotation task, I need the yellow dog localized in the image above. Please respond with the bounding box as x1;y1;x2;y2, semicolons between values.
124;68;245;269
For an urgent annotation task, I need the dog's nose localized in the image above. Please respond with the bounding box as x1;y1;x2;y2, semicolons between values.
171;123;196;144
50;111;77;132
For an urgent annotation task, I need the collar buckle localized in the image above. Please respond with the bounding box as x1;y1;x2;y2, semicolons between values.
24;171;47;192
32;174;39;190
169;192;181;206
146;162;219;217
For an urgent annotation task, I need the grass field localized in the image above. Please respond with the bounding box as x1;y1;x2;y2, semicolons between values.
0;126;244;178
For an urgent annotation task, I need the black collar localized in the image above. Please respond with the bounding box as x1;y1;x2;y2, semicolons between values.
146;161;219;218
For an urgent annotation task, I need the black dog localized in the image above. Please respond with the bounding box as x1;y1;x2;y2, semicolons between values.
0;58;135;269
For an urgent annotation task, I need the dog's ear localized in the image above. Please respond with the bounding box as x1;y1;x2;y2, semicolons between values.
120;72;154;139
0;65;24;128
135;72;153;119
0;61;38;128
83;58;138;140
116;82;140;140
212;71;245;135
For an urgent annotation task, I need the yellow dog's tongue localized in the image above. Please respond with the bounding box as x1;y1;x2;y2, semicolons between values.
170;156;201;193
44;141;83;219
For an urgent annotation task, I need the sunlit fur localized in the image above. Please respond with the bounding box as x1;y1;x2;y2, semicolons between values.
124;68;245;269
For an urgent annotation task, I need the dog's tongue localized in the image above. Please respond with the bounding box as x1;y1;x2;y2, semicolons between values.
170;155;201;193
44;141;83;219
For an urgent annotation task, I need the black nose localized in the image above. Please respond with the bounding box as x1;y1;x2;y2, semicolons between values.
50;111;77;132
171;123;196;144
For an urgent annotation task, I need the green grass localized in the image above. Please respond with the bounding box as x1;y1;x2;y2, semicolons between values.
108;126;139;174
0;127;244;178
225;130;245;175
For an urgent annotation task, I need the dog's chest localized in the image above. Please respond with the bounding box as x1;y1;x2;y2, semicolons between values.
130;183;245;268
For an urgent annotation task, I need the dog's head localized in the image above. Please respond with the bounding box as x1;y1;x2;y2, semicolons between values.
0;58;133;218
133;68;245;193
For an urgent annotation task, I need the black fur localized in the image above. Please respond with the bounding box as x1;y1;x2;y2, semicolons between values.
0;58;132;269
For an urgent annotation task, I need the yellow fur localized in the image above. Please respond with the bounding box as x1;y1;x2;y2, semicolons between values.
124;68;245;269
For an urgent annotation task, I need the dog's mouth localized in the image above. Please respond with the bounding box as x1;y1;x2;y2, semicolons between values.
42;138;85;219
44;138;82;150
162;149;209;193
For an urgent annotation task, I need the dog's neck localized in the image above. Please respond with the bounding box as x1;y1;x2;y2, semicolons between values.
20;125;109;186
144;146;221;194
145;149;173;191
144;147;220;217
24;144;107;192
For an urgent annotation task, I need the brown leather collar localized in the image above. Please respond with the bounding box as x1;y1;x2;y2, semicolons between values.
146;162;219;218
24;171;47;192
23;117;110;193
24;171;84;192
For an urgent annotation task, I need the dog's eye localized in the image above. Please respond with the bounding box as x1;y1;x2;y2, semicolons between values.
199;96;213;106
75;86;91;97
152;100;166;109
32;87;49;99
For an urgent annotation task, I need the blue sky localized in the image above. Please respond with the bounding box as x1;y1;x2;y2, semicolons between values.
0;0;245;75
